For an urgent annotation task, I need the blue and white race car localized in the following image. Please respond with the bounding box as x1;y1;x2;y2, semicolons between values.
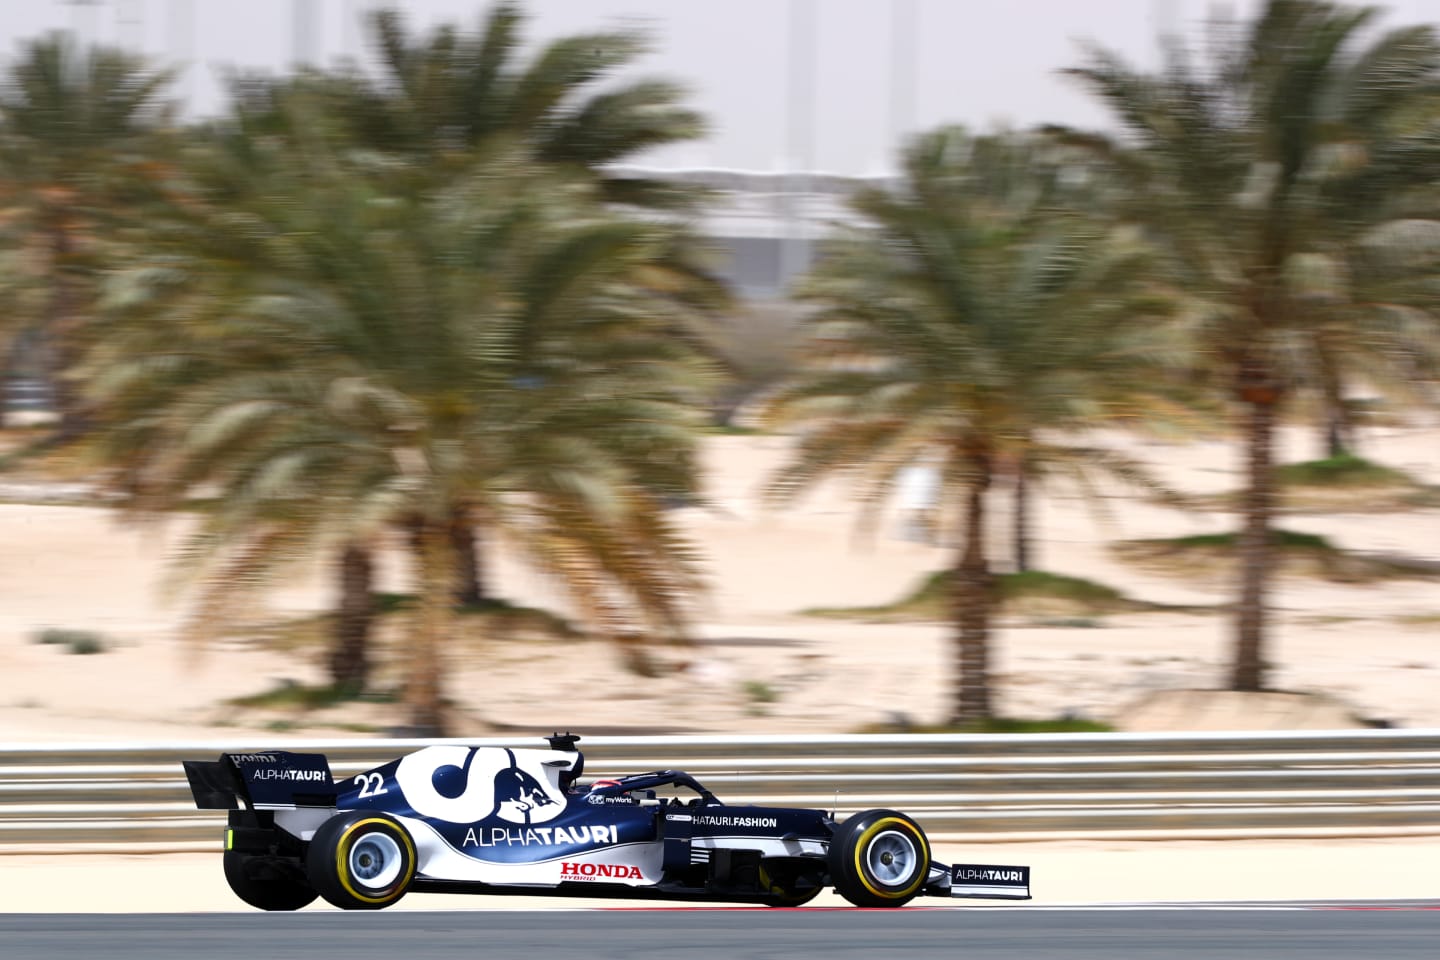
184;734;1031;909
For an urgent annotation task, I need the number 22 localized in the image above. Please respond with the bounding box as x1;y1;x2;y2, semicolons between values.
353;772;388;798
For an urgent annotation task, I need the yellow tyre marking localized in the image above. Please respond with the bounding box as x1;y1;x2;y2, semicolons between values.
852;817;929;900
335;818;416;905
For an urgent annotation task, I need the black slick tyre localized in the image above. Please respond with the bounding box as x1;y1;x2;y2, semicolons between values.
222;851;317;911
762;885;822;908
759;859;824;907
827;809;930;908
306;811;416;910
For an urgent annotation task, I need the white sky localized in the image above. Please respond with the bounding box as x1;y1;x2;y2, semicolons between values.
9;0;1440;175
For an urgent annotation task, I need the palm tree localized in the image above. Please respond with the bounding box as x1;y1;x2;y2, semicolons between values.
333;2;704;209
0;34;173;440
1065;0;1440;690
248;4;717;605
94;3;720;687
93;138;712;733
1298;219;1440;461
768;129;1179;724
1298;60;1440;458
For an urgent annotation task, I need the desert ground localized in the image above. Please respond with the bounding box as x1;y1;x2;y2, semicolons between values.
2;419;1439;740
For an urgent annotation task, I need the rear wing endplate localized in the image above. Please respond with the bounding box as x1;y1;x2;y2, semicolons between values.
182;751;336;810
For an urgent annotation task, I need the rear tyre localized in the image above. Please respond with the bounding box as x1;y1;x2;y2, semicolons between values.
306;812;416;910
828;809;930;908
223;851;317;911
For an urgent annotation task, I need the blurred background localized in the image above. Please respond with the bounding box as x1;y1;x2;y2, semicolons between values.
1;0;1438;744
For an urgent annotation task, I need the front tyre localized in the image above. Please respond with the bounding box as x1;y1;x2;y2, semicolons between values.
223;851;317;911
759;858;824;907
828;809;930;908
306;812;416;910
762;884;823;908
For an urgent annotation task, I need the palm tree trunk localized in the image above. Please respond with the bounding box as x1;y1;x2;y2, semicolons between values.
46;222;86;442
328;543;374;692
449;504;486;607
950;445;995;725
1232;391;1279;691
1320;375;1349;459
1322;395;1354;460
1012;455;1032;573
406;517;454;735
1315;333;1350;459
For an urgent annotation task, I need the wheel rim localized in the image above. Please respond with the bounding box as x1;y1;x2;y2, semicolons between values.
865;830;918;887
348;831;403;890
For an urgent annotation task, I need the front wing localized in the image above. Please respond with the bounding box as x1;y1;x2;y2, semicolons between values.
925;862;1032;900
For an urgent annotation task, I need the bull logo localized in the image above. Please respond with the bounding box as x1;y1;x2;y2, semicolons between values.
394;745;566;825
493;749;555;825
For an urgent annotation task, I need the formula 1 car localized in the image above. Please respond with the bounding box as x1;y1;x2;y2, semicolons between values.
183;734;1031;910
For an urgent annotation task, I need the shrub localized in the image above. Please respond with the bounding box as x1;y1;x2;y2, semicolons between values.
1163;530;1333;551
742;680;779;704
31;628;107;655
1275;454;1413;488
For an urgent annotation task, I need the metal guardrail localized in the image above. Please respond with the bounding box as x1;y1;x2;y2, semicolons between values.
4;730;1440;852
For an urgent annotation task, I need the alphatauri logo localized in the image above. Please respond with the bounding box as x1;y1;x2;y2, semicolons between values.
249;768;326;782
954;868;1024;882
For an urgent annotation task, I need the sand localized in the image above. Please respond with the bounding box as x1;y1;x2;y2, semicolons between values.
2;419;1439;739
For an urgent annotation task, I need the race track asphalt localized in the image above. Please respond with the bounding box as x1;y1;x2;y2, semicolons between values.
4;906;1440;960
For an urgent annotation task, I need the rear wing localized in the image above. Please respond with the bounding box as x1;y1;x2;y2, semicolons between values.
182;751;336;810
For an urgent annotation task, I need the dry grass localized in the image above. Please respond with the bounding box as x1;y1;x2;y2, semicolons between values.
801;569;1193;623
1394;612;1440;629
1112;530;1440;584
1195;454;1438;514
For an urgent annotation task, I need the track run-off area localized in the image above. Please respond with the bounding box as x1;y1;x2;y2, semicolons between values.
5;904;1440;960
